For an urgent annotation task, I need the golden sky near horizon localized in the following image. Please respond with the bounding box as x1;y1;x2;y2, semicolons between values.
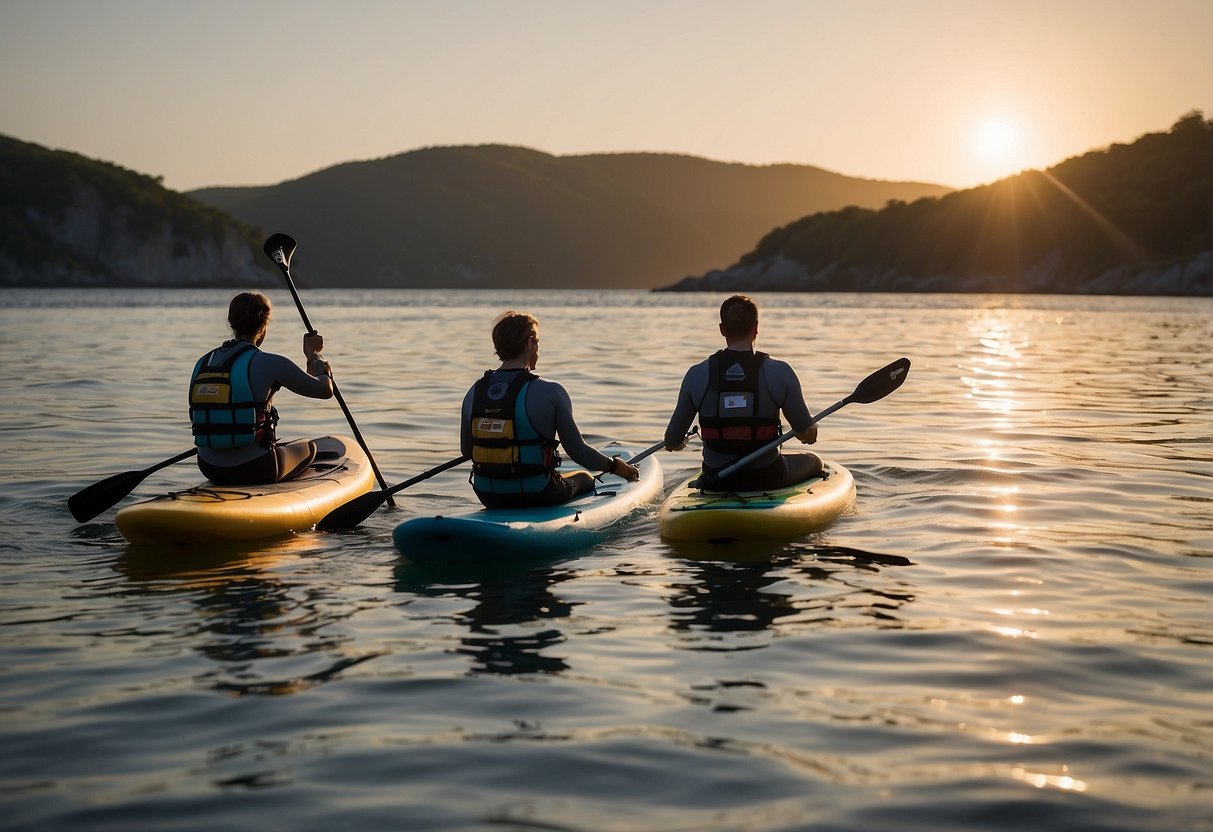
2;0;1211;193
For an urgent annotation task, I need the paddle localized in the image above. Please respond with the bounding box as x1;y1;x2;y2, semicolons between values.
697;357;911;488
262;233;395;507
68;447;199;522
320;428;697;531
317;455;470;531
596;426;699;479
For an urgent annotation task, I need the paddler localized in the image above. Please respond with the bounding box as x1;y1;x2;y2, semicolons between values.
462;311;639;508
663;294;823;490
188;292;334;485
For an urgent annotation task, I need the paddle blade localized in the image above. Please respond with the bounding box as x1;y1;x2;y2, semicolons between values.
262;233;297;271
68;469;146;523
316;490;389;532
849;357;911;404
317;454;469;531
68;447;197;523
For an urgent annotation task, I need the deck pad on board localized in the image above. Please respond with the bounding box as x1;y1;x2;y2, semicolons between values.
659;459;855;543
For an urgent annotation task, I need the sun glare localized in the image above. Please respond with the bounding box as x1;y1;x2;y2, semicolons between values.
975;117;1020;162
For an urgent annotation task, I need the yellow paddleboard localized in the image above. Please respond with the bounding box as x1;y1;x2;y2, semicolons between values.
115;435;374;544
659;460;856;543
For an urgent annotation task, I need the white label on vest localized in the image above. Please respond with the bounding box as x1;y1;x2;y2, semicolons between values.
722;394;751;410
476;418;506;433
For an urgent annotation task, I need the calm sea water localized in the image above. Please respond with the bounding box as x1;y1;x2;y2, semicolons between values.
1;288;1210;831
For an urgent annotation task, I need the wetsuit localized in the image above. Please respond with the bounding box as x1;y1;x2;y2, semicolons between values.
460;369;616;508
664;347;823;491
190;339;332;485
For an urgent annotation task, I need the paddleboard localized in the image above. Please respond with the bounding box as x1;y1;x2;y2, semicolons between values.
392;446;663;561
659;459;855;543
115;435;374;544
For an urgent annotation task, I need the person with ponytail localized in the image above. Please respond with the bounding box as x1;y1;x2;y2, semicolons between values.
461;310;638;509
187;292;334;485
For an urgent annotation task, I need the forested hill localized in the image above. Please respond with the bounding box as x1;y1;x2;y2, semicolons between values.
190;147;951;289
0;135;271;287
660;113;1213;296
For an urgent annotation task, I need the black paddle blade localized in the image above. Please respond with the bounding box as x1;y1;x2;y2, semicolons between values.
67;448;198;523
316;490;389;532
850;357;911;404
317;455;470;531
262;233;297;271
67;469;145;522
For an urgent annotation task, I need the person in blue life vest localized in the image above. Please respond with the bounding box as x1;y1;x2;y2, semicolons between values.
461;311;639;509
188;292;334;485
663;294;823;491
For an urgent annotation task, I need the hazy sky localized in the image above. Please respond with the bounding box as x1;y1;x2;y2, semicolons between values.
2;0;1210;192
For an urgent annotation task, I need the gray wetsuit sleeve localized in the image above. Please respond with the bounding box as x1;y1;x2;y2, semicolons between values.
459;387;475;457
762;359;813;433
664;362;707;446
249;352;333;401
527;379;614;472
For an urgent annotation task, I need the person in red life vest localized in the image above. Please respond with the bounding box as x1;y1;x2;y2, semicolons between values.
188;292;334;485
461;311;639;509
663;294;823;490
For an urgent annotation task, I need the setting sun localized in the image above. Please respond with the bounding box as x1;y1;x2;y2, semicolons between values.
975;117;1021;162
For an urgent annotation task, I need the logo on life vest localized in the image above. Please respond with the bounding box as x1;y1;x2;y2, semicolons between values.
487;382;510;400
476;418;507;434
197;384;221;396
724;362;747;381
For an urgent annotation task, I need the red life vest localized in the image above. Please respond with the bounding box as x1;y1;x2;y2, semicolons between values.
698;350;781;455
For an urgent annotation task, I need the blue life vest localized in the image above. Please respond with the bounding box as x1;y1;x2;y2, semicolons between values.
699;350;781;455
469;370;559;495
188;342;275;449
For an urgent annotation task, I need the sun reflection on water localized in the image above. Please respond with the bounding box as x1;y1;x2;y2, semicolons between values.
962;311;1028;422
1011;766;1090;792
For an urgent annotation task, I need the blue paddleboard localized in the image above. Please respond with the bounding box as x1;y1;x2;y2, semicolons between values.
393;446;662;561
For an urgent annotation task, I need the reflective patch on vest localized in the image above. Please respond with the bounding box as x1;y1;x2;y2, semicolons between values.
724;362;747;381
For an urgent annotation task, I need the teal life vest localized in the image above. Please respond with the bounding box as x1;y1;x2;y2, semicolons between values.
469;370;559;495
699;350;781;455
188;342;276;450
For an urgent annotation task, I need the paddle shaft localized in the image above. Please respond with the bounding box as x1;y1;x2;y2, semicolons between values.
316;455;469;530
709;397;846;483
321;429;689;530
142;446;199;473
704;358;910;485
266;242;395;507
624;426;698;469
383;454;469;498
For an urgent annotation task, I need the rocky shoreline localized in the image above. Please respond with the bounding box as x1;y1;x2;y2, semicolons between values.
656;251;1213;296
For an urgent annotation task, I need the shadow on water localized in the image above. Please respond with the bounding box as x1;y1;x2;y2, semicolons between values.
113;537;381;695
394;556;579;675
662;538;916;650
665;537;913;567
